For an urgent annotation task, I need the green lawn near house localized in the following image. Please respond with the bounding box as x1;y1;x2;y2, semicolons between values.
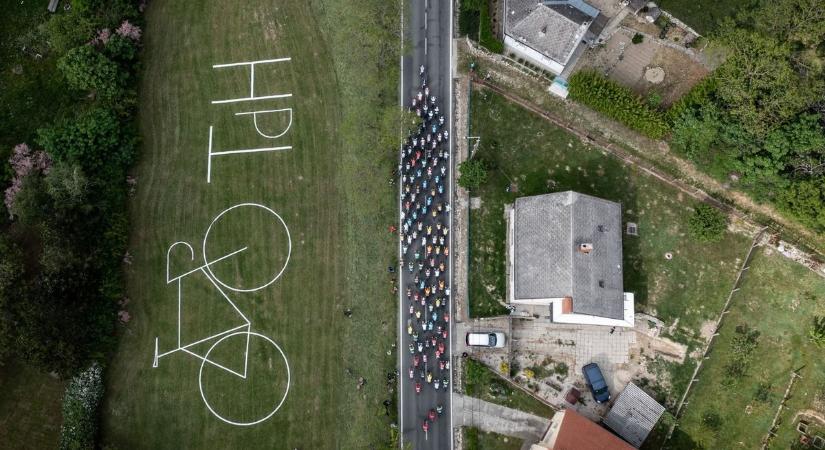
466;87;751;405
669;248;825;450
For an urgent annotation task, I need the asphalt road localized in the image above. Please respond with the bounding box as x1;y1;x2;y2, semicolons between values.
399;0;453;449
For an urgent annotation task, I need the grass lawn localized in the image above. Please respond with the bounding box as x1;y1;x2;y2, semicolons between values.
464;427;524;450
464;358;556;418
669;248;825;450
655;0;756;35
0;363;66;449
466;88;751;404
102;1;398;448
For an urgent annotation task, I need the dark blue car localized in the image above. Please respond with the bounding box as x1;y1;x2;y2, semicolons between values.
582;363;611;403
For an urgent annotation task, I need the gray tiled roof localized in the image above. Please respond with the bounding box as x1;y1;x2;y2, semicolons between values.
604;383;666;448
513;191;624;319
505;0;597;66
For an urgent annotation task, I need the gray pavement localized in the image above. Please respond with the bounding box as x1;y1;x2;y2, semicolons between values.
399;0;454;449
453;393;550;443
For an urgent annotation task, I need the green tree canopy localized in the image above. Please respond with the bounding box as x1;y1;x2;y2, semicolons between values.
37;108;135;179
688;204;728;242
58;45;126;101
457;158;488;190
714;28;822;136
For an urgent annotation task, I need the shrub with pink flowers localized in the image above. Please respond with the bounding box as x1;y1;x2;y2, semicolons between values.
90;28;112;46
115;20;141;41
4;144;52;217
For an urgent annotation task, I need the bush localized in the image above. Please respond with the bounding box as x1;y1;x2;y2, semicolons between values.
58;45;127;101
37;108;136;179
41;11;95;55
457;158;488;190
687;204;727;242
59;363;105;450
777;178;825;232
568;71;669;138
460;0;504;53
459;1;480;37
632;33;644;44
809;315;825;348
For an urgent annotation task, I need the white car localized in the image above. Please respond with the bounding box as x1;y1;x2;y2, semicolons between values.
466;332;506;348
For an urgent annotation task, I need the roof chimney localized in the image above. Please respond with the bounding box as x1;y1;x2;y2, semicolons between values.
578;243;593;254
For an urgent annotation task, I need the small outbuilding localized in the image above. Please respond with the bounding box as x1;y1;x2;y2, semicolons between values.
603;382;666;448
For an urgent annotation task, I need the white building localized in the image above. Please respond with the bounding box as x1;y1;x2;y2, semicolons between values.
506;191;634;327
503;0;602;75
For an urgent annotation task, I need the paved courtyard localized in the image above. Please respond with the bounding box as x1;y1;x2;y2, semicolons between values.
510;318;635;419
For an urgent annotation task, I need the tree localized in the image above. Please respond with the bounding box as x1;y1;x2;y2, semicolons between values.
777;177;825;231
809;315;825;348
670;104;722;161
750;0;825;49
58;45;126;101
714;28;821;136
103;34;138;63
40;11;95;55
688;204;728;242
45;163;89;209
457;158;488;190
632;33;644;44
37;108;135;179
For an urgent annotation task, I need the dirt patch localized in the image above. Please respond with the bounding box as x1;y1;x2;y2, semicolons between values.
699;319;716;342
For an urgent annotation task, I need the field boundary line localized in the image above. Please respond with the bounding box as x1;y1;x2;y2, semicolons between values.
760;370;802;449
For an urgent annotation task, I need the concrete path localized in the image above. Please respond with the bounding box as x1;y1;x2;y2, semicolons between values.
453;393;551;443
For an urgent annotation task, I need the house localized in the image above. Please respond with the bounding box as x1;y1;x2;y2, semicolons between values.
506;191;634;327
531;408;636;450
503;0;603;75
604;382;666;448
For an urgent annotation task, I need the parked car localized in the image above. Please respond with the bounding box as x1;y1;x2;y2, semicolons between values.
582;363;611;403
465;332;506;348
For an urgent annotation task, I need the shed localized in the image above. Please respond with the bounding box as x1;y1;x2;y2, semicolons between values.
603;382;666;448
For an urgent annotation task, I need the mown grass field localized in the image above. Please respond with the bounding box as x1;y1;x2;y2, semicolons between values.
466;88;751;405
103;0;398;448
670;248;825;450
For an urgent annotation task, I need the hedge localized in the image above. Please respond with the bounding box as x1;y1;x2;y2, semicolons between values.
459;0;503;53
59;364;105;450
568;71;669;138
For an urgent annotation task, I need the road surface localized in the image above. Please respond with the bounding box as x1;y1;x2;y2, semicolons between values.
399;0;453;449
